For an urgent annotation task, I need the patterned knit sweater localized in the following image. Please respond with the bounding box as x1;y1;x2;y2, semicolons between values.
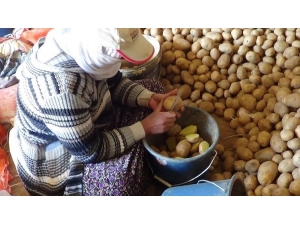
11;38;154;195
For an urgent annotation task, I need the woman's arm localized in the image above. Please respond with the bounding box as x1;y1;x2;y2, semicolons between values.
43;92;139;164
110;76;154;108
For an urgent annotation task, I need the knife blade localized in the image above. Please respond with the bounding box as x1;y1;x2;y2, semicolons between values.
169;91;180;112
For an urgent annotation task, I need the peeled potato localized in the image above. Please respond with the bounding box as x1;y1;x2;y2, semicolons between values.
180;125;197;136
186;133;200;143
199;141;210;154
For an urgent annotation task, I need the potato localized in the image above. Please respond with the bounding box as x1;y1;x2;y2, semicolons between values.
282;150;293;159
278;158;296;173
245;159;260;174
223;171;232;180
276;172;293;188
165;137;177;151
233;160;246;172
282;93;300;108
173;50;186;59
274;102;289;118
187;51;196;61
200;37;214;50
161;50;176;66
272;154;283;164
228;82;241;95
262;39;274;50
284;56;300;70
160;150;169;157
176;58;190;70
244;174;258;191
190;140;201;154
274;40;289;52
255;147;277;163
289;179;300;196
161;41;173;53
287;138;300;151
272;187;291;196
292;168;300;180
258;62;273;75
231;28;243;40
199;140;210;154
270;133;288;153
233;137;249;149
243;35;257;47
205;80;217;94
257;161;278;185
247;140;260;153
245;51;261;64
185;133;200;144
217;54;231;69
150;145;160;153
163;95;183;112
283;46;299;59
180;70;194;86
199;102;215;113
222;156;235;173
258;119;272;132
175;139;191;158
292;152;300;167
167;123;182;137
215;143;225;156
173;38;191;52
210;48;221;61
190;28;202;37
254;185;264;196
262;184;279;196
239;94;257;112
257;131;271;147
219;42;233;54
210;173;225;181
178;84;192;100
205;32;222;42
280;129;294;141
179;125;197;137
236;146;253;161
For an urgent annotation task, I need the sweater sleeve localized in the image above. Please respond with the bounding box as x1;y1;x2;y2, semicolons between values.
111;77;154;107
42;92;140;163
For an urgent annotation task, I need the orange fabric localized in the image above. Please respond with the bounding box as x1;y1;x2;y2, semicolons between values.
0;124;7;146
20;28;53;45
0;148;13;193
0;147;9;165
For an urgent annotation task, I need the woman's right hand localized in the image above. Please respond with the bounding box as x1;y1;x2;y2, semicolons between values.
141;100;178;135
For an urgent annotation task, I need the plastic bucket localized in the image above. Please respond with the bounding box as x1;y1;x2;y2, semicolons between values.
161;174;248;196
0;28;14;37
119;35;162;81
142;106;220;187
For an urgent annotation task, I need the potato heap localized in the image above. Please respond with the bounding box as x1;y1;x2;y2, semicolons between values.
143;28;300;196
150;124;210;159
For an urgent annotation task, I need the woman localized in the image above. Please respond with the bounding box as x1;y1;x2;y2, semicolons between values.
9;28;180;196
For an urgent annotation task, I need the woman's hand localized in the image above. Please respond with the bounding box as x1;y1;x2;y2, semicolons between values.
148;89;178;110
141;100;177;135
148;89;184;118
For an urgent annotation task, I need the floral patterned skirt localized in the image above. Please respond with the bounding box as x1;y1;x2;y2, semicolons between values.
82;79;165;196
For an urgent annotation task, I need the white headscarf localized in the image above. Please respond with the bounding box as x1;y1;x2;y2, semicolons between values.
37;28;123;80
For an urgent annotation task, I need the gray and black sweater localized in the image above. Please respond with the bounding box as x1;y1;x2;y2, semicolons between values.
10;38;154;195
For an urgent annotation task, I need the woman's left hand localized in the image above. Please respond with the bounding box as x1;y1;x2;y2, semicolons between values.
148;89;178;111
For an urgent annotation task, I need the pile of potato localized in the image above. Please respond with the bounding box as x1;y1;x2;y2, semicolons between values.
150;124;210;159
143;28;300;196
